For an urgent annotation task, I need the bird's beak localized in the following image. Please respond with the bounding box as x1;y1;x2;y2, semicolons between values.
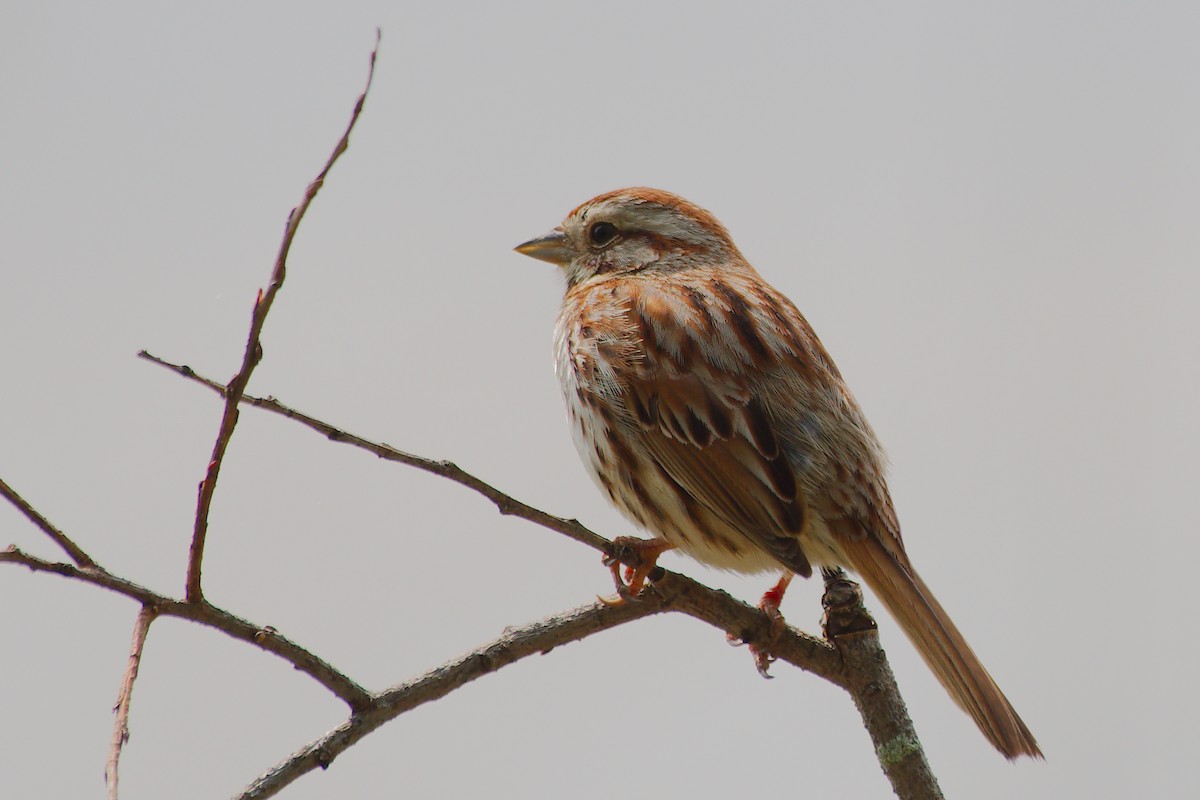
514;227;572;266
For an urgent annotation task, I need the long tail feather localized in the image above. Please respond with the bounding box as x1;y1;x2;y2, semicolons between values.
840;537;1043;759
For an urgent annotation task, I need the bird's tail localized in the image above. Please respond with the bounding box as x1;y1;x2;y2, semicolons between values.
839;536;1043;759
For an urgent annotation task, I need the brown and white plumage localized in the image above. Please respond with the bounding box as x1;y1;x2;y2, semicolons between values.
516;187;1041;760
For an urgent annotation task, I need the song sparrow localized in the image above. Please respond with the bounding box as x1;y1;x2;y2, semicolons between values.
515;187;1041;760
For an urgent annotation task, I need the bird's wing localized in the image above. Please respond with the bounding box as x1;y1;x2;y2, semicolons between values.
610;277;815;575
623;369;813;575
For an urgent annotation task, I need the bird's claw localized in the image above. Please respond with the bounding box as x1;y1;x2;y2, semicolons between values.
600;536;674;603
753;647;777;679
734;575;792;678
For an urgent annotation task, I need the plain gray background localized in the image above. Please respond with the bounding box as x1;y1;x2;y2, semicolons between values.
3;2;1197;797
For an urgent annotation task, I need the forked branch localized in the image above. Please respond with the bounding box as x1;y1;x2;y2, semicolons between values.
0;476;97;568
1;545;373;710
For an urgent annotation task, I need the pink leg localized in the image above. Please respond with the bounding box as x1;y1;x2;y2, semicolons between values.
752;573;793;676
759;573;793;620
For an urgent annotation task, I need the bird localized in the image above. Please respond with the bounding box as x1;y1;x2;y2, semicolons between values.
514;187;1041;760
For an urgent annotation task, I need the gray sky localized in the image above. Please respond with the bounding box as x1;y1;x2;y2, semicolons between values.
3;2;1197;798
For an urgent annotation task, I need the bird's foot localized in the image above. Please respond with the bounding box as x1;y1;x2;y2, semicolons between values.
727;573;793;678
599;537;675;605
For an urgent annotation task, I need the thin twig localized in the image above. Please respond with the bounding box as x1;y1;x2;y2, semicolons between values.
0;546;372;710
0;476;98;568
184;30;381;603
105;605;159;800
138;350;611;555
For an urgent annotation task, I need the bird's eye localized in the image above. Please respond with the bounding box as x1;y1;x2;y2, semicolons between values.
588;221;619;247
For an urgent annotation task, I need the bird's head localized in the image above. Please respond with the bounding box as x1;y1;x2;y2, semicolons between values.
515;187;739;287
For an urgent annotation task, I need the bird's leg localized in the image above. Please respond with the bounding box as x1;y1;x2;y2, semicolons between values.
759;572;793;631
599;536;675;604
728;573;793;677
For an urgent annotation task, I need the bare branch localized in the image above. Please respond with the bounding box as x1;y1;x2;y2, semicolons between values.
105;605;159;800
0;476;98;568
184;30;381;603
0;546;372;710
235;597;669;800
138;350;611;555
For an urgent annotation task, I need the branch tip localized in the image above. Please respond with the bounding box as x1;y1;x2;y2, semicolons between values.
182;32;379;602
